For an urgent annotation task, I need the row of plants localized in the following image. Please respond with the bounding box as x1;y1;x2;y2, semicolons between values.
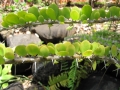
1;4;120;28
1;3;120;90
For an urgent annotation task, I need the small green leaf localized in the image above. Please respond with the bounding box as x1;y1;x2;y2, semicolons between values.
104;46;110;56
25;13;37;22
47;46;55;55
48;3;59;18
80;40;91;53
80;14;87;21
111;45;117;57
17;11;26;18
66;44;75;56
92;60;97;70
39;45;49;57
58;15;65;22
28;6;39;18
73;42;80;52
38;15;44;23
66;25;74;30
91;42;99;51
82;50;93;57
117;52;120;60
99;8;105;18
62;7;70;19
55;43;66;52
56;51;68;56
39;8;49;20
5;48;14;60
0;55;5;64
94;11;100;20
2;83;8;89
106;11;110;18
94;45;105;56
15;45;27;56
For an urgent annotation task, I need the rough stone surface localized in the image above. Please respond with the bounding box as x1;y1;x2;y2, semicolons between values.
6;34;41;47
32;61;61;86
3;82;24;90
31;24;76;44
78;73;120;90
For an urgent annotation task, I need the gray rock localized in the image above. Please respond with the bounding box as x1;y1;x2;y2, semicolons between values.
6;34;41;47
78;73;120;90
31;24;76;43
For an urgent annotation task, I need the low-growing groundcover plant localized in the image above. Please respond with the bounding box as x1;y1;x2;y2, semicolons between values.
1;3;120;90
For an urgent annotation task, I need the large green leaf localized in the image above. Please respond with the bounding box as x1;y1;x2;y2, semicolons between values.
15;45;27;56
73;42;80;53
62;7;70;19
104;46;110;56
70;10;79;21
39;45;49;57
99;8;106;18
66;44;75;56
39;8;49;20
6;13;19;24
5;47;14;60
94;11;100;20
47;46;55;55
109;6;119;17
24;13;37;22
80;40;91;53
55;43;66;52
48;3;59;18
28;6;39;18
46;8;56;20
94;45;105;56
82;5;92;18
91;42;99;51
26;44;39;56
17;11;27;18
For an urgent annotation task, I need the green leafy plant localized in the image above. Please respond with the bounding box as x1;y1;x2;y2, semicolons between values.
0;64;14;89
